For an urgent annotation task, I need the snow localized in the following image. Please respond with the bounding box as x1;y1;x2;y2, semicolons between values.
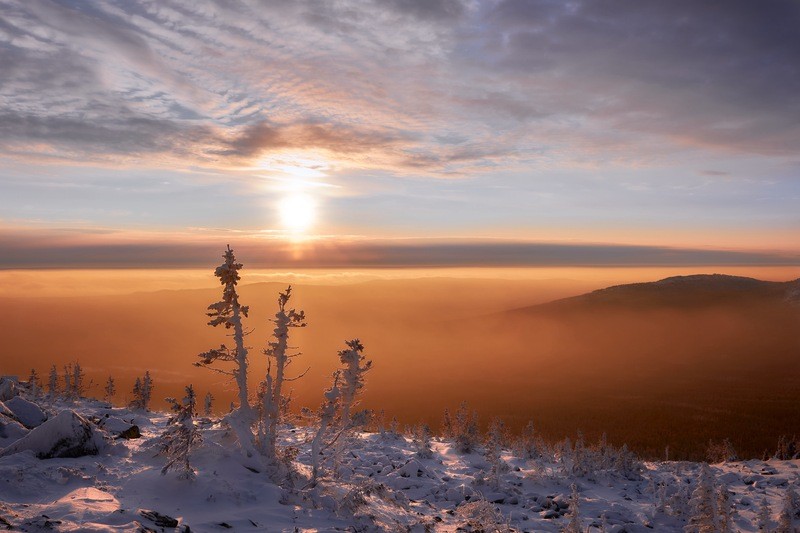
0;396;799;532
0;410;106;459
3;396;47;428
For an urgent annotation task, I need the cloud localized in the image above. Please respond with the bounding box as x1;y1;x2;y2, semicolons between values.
0;227;797;268
221;120;413;159
481;0;800;155
0;0;798;176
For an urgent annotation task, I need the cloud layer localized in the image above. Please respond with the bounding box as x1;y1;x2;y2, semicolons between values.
2;0;799;169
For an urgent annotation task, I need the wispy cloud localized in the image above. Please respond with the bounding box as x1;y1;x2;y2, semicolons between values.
3;0;798;171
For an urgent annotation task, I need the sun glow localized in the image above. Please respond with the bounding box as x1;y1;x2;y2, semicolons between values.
279;193;316;233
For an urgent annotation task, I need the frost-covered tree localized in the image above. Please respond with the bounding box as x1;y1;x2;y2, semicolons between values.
130;377;143;410
338;339;372;427
204;392;214;416
413;424;433;459
484;417;507;489
685;463;718;533
777;485;797;533
160;385;202;480
757;497;771;532
48;365;58;396
716;484;733;533
515;420;539;460
141;371;153;410
452;401;480;454
63;363;72;398
259;286;307;460
72;362;85;398
668;478;692;518
104;376;115;401
441;408;453;439
655;481;668;515
27;369;41;397
60;361;85;400
196;245;252;420
706;438;737;463
613;443;642;480
129;373;153;411
572;430;591;477
564;483;583;533
310;371;341;485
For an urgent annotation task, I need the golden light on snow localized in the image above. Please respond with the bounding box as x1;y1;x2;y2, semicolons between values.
279;193;316;233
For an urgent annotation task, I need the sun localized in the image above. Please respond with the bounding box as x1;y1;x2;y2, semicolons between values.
279;193;316;233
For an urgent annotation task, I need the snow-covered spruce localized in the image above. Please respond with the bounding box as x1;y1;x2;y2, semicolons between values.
259;285;306;462
337;338;372;428
196;244;252;420
159;385;201;479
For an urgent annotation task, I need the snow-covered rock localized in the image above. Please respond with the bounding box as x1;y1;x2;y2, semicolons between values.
0;410;106;459
0;378;17;401
95;415;140;439
0;415;28;447
4;396;47;428
0;401;15;419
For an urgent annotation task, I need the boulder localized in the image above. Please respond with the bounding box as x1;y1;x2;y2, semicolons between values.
0;379;16;401
117;425;141;440
97;415;140;439
0;410;106;459
0;415;29;446
4;397;47;428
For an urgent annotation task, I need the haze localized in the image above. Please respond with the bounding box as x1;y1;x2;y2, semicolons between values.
3;266;799;460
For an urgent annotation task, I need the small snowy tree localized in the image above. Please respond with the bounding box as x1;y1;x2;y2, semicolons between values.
309;371;341;485
413;424;434;459
338;339;372;427
757;497;771;532
515;420;539;460
452;401;480;454
716;484;733;533
141;371;153;410
63;363;72;398
441;408;454;439
204;392;214;416
48;365;58;396
484;417;507;489
685;463;718;533
129;377;143;410
706;438;737;463
259;286;307;460
160;385;202;480
72;362;85;398
104;376;115;401
27;368;41;397
196;245;252;420
564;483;583;533
777;485;797;533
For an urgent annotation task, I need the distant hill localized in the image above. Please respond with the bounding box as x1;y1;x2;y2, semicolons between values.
509;274;800;314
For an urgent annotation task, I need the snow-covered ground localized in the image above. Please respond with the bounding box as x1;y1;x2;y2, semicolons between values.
1;388;799;532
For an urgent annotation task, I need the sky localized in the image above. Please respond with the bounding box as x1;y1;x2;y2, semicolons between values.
1;0;799;268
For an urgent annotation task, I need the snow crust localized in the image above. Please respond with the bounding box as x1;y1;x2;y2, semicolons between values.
0;397;798;532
